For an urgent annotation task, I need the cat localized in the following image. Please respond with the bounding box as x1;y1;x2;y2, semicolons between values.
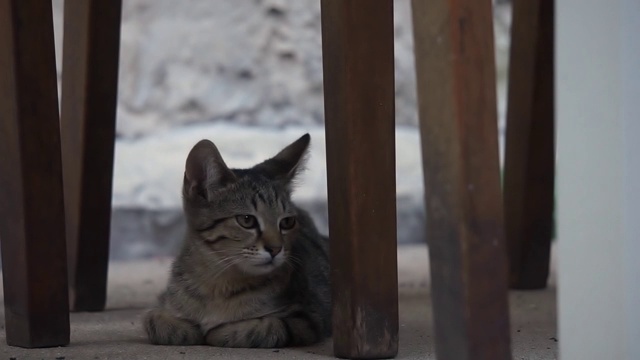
143;133;331;348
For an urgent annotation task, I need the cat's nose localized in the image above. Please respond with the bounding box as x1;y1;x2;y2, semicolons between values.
264;245;282;258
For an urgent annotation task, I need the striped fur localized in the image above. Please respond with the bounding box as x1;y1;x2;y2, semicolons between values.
143;134;331;348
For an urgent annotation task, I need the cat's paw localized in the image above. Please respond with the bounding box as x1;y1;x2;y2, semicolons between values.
205;317;288;348
144;308;203;345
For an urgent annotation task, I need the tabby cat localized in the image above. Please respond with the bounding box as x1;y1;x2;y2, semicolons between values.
143;134;331;348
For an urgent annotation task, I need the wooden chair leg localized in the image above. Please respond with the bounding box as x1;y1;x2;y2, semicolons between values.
411;0;512;359
503;0;555;290
320;1;398;358
60;0;122;311
0;0;70;347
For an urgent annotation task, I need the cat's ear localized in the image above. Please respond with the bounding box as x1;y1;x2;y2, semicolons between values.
255;133;310;183
184;139;236;199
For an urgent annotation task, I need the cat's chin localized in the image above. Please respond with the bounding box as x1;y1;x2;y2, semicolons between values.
240;262;283;276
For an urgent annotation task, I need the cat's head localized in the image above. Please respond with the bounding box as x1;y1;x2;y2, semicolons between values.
182;134;310;276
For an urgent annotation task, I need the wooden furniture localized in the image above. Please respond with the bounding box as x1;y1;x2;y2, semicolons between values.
503;0;555;290
60;0;122;312
321;1;399;358
0;0;70;348
412;0;512;358
0;0;553;358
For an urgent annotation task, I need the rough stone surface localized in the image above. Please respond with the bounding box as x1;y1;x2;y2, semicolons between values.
52;0;512;136
49;0;512;259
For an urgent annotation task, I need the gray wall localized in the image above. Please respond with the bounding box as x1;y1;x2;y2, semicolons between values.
557;0;640;358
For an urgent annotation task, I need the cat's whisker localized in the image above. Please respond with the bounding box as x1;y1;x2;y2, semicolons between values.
214;255;243;268
287;255;304;268
210;258;245;282
289;254;303;262
284;260;297;272
207;250;233;254
208;256;243;272
218;254;244;265
285;261;299;272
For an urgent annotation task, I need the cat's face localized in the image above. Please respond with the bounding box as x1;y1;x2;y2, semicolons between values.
182;134;310;276
191;177;300;275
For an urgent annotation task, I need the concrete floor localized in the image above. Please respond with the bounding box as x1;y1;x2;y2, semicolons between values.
0;245;558;359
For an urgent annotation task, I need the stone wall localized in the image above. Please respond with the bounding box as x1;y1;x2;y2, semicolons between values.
53;0;511;136
50;0;512;260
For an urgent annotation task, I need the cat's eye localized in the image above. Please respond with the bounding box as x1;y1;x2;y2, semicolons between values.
279;216;297;230
236;215;258;229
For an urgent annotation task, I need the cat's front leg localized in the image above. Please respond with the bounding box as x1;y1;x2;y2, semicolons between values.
144;308;204;345
205;317;289;348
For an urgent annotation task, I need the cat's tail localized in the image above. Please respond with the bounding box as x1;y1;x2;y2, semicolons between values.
143;308;204;345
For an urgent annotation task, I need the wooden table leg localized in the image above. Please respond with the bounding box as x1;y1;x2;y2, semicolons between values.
503;0;555;290
411;0;512;359
0;0;70;348
60;0;122;311
320;1;398;358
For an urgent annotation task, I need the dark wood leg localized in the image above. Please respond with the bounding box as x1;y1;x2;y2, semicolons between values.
320;1;398;358
0;0;70;348
503;0;555;290
60;0;122;311
411;0;512;359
